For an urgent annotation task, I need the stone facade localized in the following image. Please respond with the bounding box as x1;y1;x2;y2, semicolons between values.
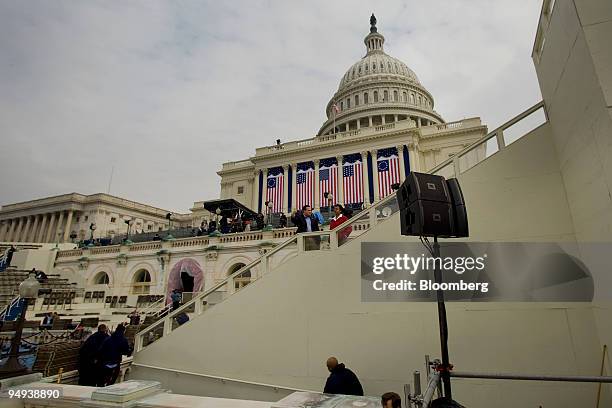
0;193;191;244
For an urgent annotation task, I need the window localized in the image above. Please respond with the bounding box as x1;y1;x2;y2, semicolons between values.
355;95;359;106
364;93;369;104
110;217;116;223
340;101;344;110
147;224;153;230
403;92;407;102
410;94;415;104
418;96;422;105
347;98;350;109
383;90;388;102
93;272;110;285
393;90;398;102
229;263;250;291
132;269;152;295
373;91;378;102
237;186;244;194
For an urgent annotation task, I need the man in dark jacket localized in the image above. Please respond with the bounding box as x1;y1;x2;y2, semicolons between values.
96;324;132;386
78;324;109;386
291;205;320;233
323;356;364;396
291;206;320;250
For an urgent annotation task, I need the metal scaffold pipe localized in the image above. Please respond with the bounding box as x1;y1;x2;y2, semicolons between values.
450;372;612;383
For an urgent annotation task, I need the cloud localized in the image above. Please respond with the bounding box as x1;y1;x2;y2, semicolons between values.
0;0;542;213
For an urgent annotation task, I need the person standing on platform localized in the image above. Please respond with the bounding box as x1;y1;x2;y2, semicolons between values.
78;324;109;386
330;204;352;245
279;213;287;228
323;356;364;396
96;324;132;386
171;289;181;310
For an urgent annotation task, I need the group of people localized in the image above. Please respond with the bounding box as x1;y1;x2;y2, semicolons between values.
78;323;133;387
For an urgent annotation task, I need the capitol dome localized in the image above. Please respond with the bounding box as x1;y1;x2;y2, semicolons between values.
318;14;444;136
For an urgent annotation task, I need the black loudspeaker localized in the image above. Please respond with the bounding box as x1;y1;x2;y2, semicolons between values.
400;201;454;237
446;178;469;237
398;173;469;238
397;172;450;209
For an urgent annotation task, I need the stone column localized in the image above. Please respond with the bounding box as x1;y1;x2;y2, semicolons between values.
417;117;422;127
368;116;373;127
45;213;56;243
356;119;360;130
37;214;48;242
63;210;74;242
336;155;344;205
290;163;297;213
29;215;40;242
394;114;398;123
372;150;380;202
7;219;17;242
21;216;32;242
55;211;65;243
408;138;422;172
0;221;7;242
314;159;320;211
252;170;260;211
282;165;289;214
361;151;371;205
261;170;268;214
397;144;406;181
381;115;386;125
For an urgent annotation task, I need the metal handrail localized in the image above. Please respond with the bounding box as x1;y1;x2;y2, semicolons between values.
429;101;546;175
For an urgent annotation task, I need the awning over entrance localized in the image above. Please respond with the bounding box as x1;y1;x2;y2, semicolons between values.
202;199;257;219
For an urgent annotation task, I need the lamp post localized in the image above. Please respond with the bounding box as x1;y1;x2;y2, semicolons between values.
263;201;273;231
0;272;41;379
124;218;133;244
88;223;96;247
54;230;63;250
209;208;222;237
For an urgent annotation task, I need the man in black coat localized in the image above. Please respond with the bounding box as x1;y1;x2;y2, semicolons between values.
291;205;320;250
323;356;364;396
291;205;320;233
78;324;109;386
96;324;133;386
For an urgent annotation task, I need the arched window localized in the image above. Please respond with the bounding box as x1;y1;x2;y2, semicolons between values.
373;91;379;102
347;98;351;109
393;90;398;102
93;272;109;285
132;269;151;294
340;101;344;110
364;93;369;104
403;92;407;102
418;95;422;105
383;90;388;102
229;263;250;291
355;95;359;106
410;93;415;104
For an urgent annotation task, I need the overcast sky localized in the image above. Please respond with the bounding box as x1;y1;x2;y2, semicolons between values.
0;1;543;213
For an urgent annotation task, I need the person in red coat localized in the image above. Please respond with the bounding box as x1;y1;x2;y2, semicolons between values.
329;204;352;245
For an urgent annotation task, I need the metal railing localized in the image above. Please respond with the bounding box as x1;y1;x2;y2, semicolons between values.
429;101;547;179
